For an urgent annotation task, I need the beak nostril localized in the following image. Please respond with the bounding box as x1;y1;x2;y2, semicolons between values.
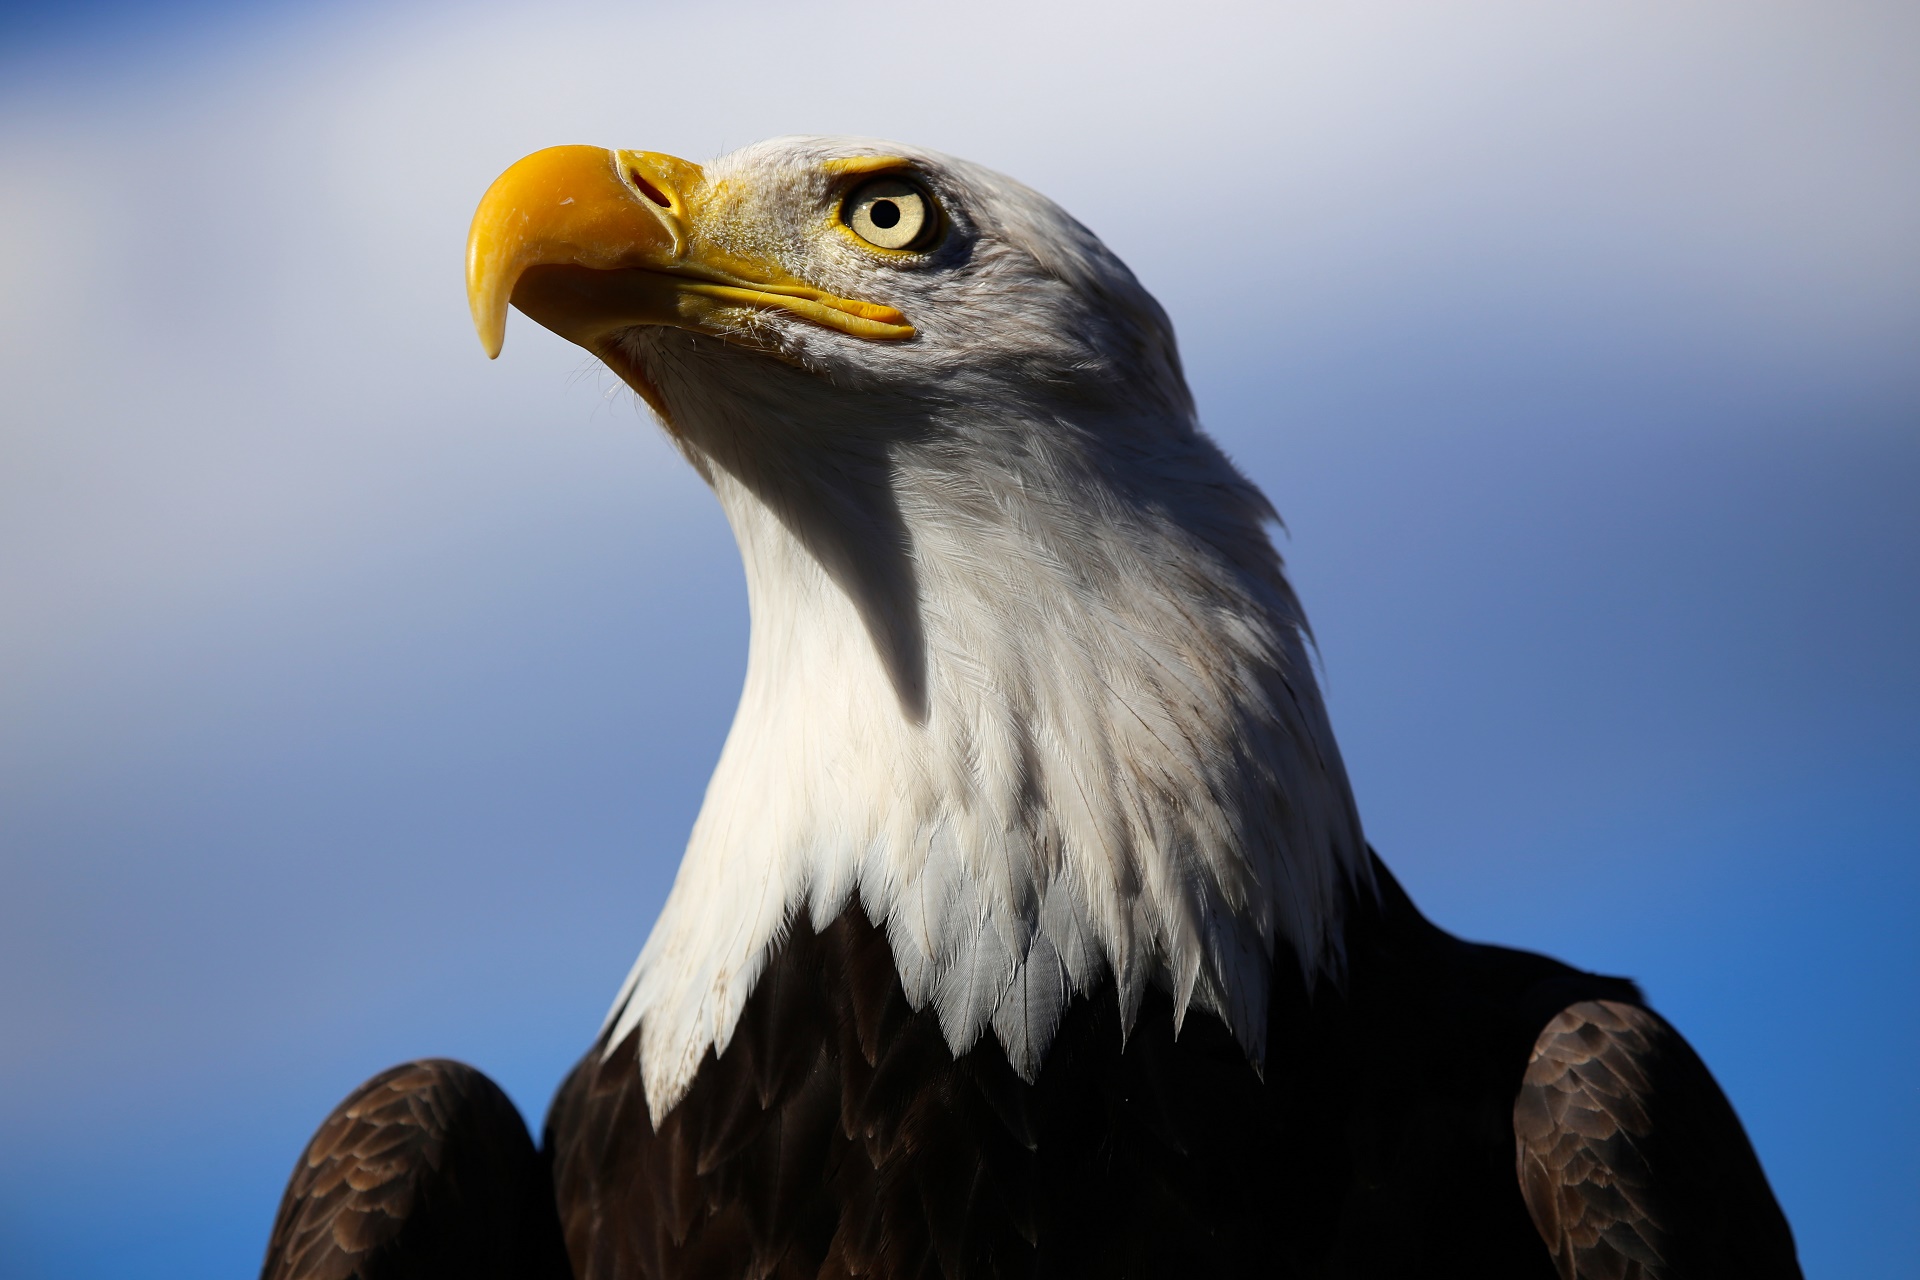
629;171;671;208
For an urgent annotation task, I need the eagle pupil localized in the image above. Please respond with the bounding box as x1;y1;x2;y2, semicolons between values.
870;199;901;230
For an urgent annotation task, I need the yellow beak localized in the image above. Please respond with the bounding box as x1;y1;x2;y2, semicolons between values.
465;146;914;362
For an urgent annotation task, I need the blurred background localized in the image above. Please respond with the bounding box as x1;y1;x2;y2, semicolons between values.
2;0;1915;1275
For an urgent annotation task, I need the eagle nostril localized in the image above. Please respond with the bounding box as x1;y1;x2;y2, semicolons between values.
629;171;671;208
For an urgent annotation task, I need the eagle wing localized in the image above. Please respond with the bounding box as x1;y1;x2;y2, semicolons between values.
260;1058;569;1280
1513;999;1800;1280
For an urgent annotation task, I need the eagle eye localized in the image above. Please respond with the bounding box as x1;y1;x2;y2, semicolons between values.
843;178;937;251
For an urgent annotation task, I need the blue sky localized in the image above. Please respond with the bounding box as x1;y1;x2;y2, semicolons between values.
1;1;1915;1276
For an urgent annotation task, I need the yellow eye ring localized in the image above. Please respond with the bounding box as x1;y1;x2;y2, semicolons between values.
842;178;938;251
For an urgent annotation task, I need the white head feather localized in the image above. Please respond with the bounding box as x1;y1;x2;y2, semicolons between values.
595;136;1369;1121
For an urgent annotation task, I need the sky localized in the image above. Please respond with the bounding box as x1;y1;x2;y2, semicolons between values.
1;1;1915;1275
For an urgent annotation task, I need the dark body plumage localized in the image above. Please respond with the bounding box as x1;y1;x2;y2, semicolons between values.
263;859;1799;1279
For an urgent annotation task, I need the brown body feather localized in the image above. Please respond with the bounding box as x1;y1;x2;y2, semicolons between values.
536;860;1798;1278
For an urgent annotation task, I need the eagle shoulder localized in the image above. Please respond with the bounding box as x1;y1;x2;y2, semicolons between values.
260;1059;567;1280
1513;1000;1800;1280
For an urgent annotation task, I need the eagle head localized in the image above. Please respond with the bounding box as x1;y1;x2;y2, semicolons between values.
469;138;1186;418
467;137;1368;1120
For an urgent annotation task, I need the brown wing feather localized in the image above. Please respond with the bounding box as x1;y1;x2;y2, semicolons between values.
1514;1000;1800;1280
261;1058;570;1280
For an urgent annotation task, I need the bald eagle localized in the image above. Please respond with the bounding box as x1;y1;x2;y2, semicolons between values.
260;138;1799;1280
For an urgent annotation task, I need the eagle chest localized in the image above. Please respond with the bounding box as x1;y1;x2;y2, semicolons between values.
544;907;1563;1280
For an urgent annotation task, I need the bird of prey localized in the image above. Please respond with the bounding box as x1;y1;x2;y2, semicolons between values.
260;137;1800;1279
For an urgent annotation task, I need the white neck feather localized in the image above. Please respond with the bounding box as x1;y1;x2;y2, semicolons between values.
604;334;1368;1122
